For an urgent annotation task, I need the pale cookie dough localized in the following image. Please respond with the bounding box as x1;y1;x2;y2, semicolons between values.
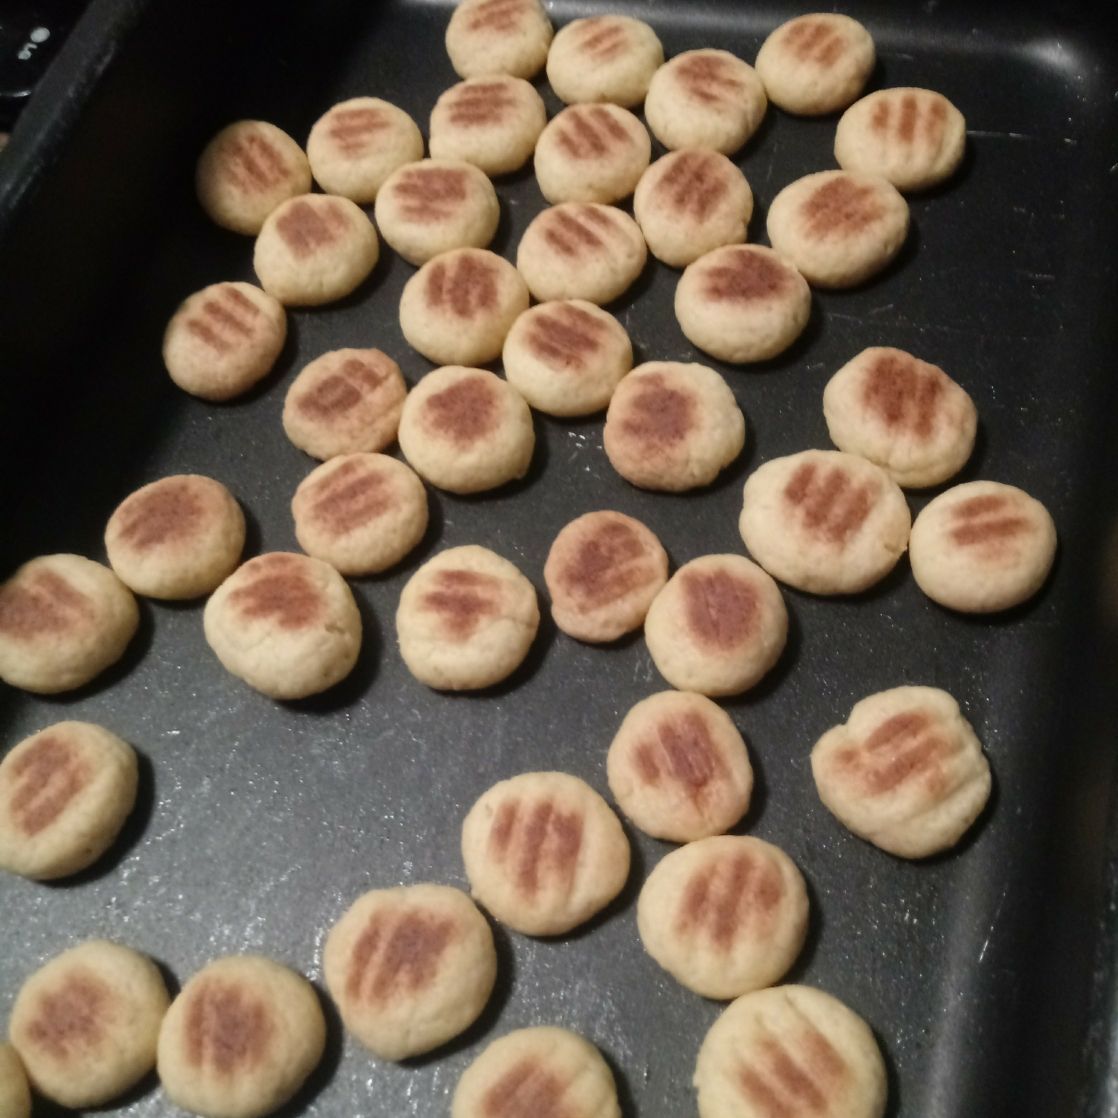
634;150;754;268
292;453;428;576
503;301;632;417
282;348;407;460
0;1044;31;1118
157;955;325;1118
0;554;139;694
644;554;787;697
695;985;888;1118
397;366;534;494
396;545;539;690
203;552;361;699
645;49;767;155
105;474;245;599
0;721;138;881
909;480;1057;613
603;362;745;493
767;170;909;289
306;98;423;202
196;120;312;235
162;281;286;401
754;13;876;116
461;771;630;936
675;244;811;361
10;939;169;1109
812;685;991;858
399;248;529;366
517;202;647;305
823;347;977;488
445;0;554;80
607;691;753;843
739;449;912;595
544;510;668;643
546;15;663;107
323;884;496;1060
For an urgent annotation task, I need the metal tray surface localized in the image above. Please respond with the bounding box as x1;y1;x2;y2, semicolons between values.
1;1;1117;1116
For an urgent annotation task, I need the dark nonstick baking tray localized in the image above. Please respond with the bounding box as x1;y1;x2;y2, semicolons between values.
2;0;1117;1115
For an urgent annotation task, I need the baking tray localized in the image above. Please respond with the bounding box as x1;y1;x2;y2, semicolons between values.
1;0;1117;1115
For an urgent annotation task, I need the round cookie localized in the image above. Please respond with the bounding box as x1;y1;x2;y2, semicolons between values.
739;450;911;595
603;361;745;492
10;939;169;1109
282;348;408;460
546;15;664;107
634;150;754;268
445;0;553;80
644;49;767;155
544;510;668;643
754;13;876;116
461;771;630;936
0;554;139;694
675;244;811;362
766;170;910;289
105;474;245;599
203;552;361;699
396;545;539;690
607;691;753;843
156;955;325;1118
908;480;1057;613
644;554;787;697
399;248;529;366
397;366;534;494
502;301;632;417
695;985;888;1118
195;120;312;235
306;97;423;202
292;453;428;576
822;347;978;488
162;281;286;401
0;721;138;881
323;884;496;1061
0;1044;31;1118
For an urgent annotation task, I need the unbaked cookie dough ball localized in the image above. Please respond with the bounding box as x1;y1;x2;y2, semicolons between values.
445;0;554;80
546;15;663;107
0;1045;30;1118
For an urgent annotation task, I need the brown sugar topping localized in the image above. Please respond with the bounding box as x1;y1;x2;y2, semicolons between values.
116;478;206;552
346;909;457;1004
868;89;951;150
839;709;953;797
26;970;111;1057
423;374;499;445
633;710;725;799
702;248;793;303
184;285;262;355
674;53;746;106
421;568;503;639
681;568;759;650
0;568;93;640
184;980;274;1075
425;253;499;318
540;206;617;258
949;492;1031;550
297;355;390;421
227;555;323;630
224;130;289;194
446;80;520;127
558;516;654;609
783;17;847;68
326;105;390;156
577;17;627;61
391;165;469;223
466;0;528;34
483;1058;571;1118
276;198;349;258
308;459;392;535
861;351;945;439
524;303;607;370
783;461;876;547
619;373;695;447
677;850;784;949
554;105;634;159
655;150;730;222
801;175;885;240
488;797;584;899
9;733;90;836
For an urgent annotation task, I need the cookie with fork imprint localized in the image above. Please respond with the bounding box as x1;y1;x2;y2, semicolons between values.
0;1044;30;1118
546;15;663;107
445;0;554;80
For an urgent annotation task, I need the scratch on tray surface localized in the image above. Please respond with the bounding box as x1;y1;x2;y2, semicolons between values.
978;885;1010;963
968;129;1035;141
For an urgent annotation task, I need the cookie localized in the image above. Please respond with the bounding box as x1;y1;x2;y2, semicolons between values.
766;170;909;289
9;939;169;1109
323;884;496;1060
606;691;753;843
754;13;876;116
822;347;977;488
502;301;632;417
908;480;1057;612
740;450;912;595
676;243;811;364
399;248;529;366
397;545;539;690
195;121;312;235
634;150;754;269
643;554;787;697
453;1026;620;1118
282;348;408;460
292;453;428;576
306;97;424;202
429;77;548;176
0;721;138;881
156;955;325;1118
203;552;361;699
461;771;630;935
546;15;663;107
0;1044;30;1118
105;474;245;599
544;510;668;643
445;0;554;80
254;193;379;305
603;362;745;492
162;281;286;401
397;366;534;494
644;49;767;155
835;88;967;192
375;159;500;265
0;554;139;694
